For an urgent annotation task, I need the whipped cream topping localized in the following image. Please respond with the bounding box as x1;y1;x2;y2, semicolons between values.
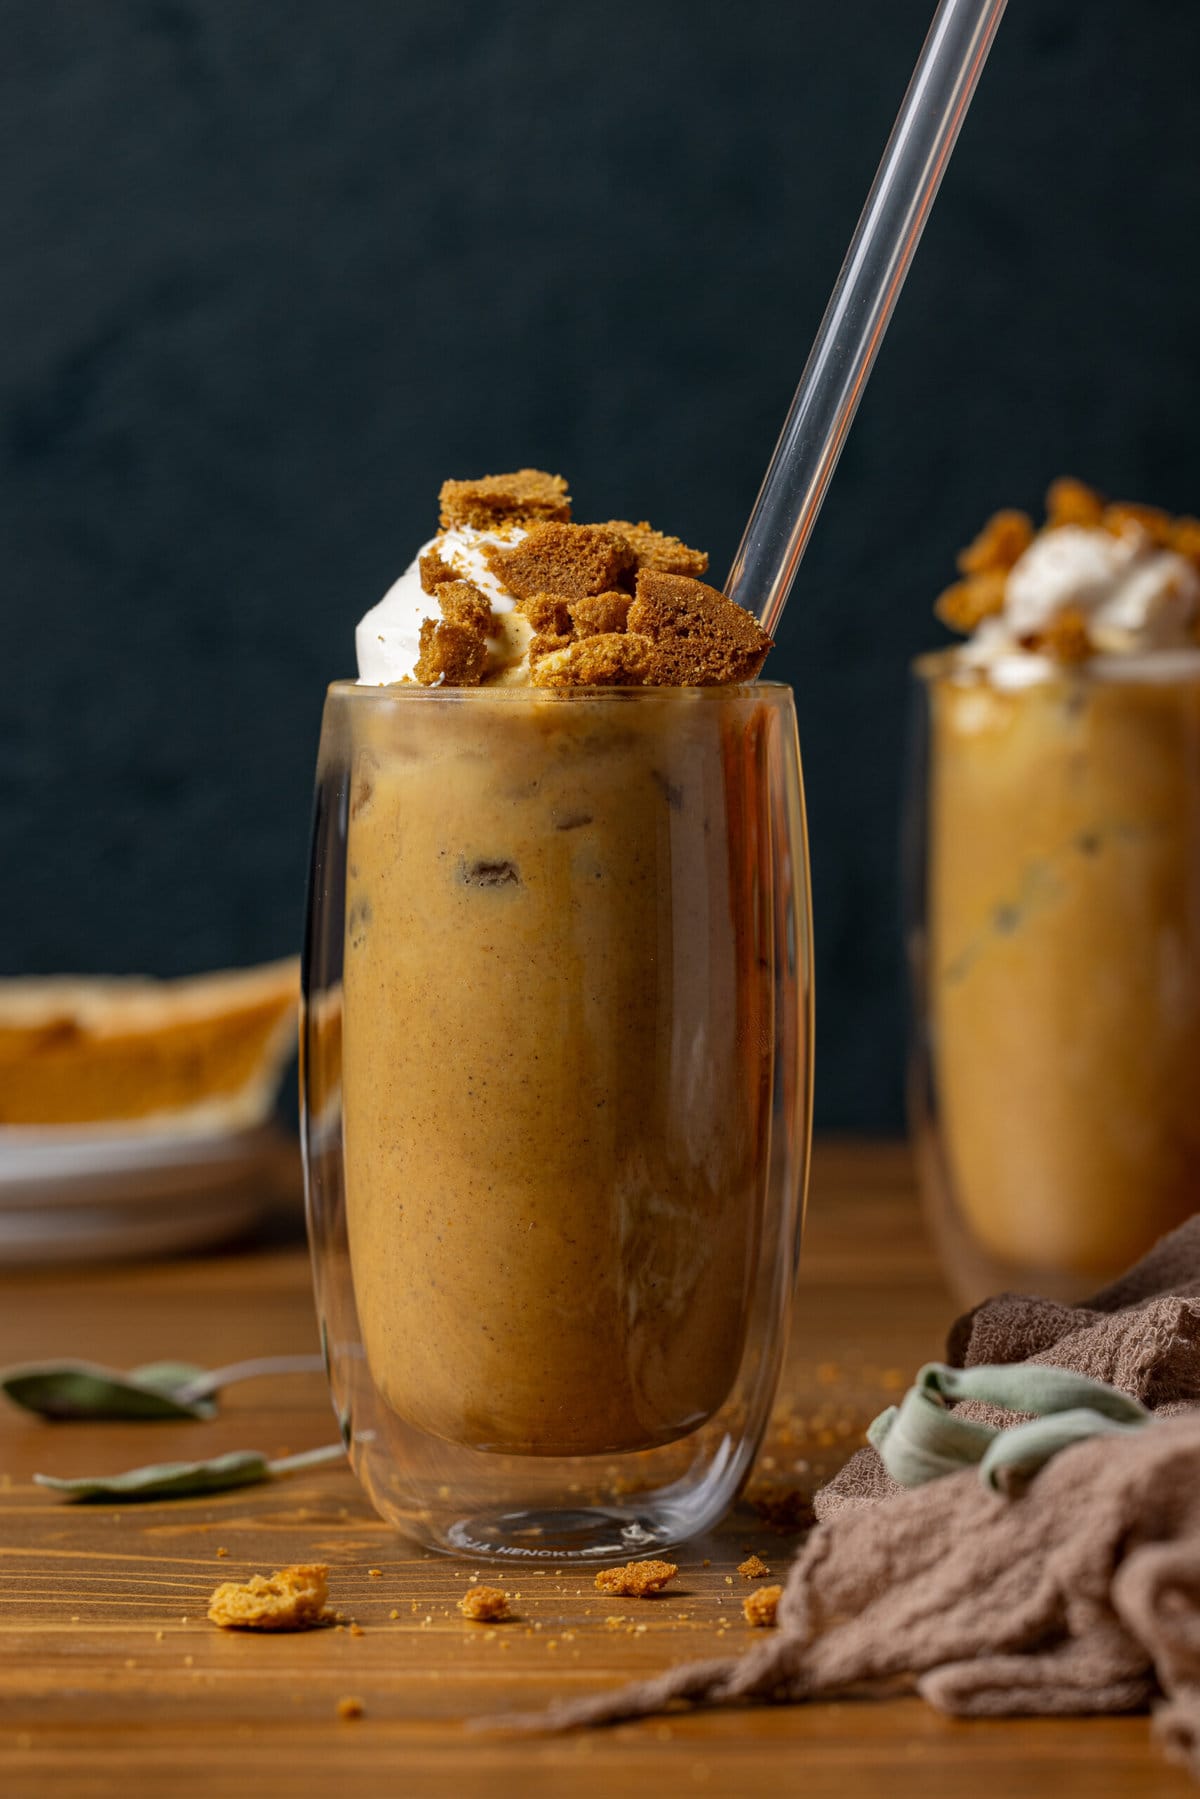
960;524;1200;686
356;527;531;686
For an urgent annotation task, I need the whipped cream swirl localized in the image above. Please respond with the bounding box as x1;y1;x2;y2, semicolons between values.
356;527;531;686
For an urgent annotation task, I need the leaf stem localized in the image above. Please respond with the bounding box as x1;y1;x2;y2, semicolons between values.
176;1355;326;1402
268;1443;347;1476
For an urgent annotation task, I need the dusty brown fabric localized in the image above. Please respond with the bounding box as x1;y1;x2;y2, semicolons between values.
503;1215;1200;1779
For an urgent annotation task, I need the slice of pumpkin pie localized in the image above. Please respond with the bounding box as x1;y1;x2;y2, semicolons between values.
0;956;299;1131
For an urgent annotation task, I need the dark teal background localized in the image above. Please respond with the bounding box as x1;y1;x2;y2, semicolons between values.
5;1;1200;1127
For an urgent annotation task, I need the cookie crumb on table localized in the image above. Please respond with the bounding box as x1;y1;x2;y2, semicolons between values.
738;1555;771;1579
336;1696;364;1720
743;1584;783;1628
458;1584;511;1622
593;1560;678;1597
206;1564;331;1632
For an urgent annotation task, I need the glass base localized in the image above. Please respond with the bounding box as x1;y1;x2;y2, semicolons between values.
443;1507;672;1564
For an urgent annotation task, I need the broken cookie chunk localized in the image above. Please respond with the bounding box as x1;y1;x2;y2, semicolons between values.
458;1584;511;1621
439;469;571;531
934;569;1008;634
519;592;574;637
435;579;493;635
743;1583;783;1628
594;1559;678;1597
530;632;652;688
414;617;488;686
484;523;636;602
626;570;773;684
955;510;1034;577
570;591;632;637
605;520;709;578
419;547;456;594
207;1564;331;1632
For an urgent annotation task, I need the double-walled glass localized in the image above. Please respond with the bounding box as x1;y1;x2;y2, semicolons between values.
908;652;1200;1306
302;682;811;1563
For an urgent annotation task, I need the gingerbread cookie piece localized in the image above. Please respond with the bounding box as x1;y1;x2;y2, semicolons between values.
458;1584;511;1622
956;510;1034;577
419;547;456;594
207;1564;331;1632
743;1583;783;1628
519;593;574;637
412;580;493;685
935;568;1008;634
593;1559;678;1598
484;523;635;602
530;632;652;688
434;580;492;634
1103;501;1174;546
605;520;709;578
438;469;571;531
570;591;632;637
414;619;487;686
626;570;773;684
1021;605;1093;663
1045;477;1104;530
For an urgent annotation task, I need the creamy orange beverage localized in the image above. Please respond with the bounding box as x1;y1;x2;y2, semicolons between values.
916;479;1200;1298
342;470;777;1454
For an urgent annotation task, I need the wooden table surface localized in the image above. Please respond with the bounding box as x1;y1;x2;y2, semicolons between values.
0;1141;1189;1799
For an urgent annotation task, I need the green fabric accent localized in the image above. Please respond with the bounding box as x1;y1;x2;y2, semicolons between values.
869;1362;1153;1494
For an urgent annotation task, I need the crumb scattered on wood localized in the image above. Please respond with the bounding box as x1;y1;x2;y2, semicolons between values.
738;1555;771;1579
743;1585;783;1628
593;1560;678;1597
207;1564;331;1633
458;1584;511;1622
336;1696;364;1720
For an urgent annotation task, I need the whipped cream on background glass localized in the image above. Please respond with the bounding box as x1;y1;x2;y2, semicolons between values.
356;527;532;686
960;524;1200;688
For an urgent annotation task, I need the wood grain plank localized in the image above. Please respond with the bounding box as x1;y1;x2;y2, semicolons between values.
0;1141;1190;1798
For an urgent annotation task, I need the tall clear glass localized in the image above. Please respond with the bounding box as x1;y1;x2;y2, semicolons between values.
302;682;812;1563
908;652;1200;1306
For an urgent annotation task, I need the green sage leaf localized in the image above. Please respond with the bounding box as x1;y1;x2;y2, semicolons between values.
34;1449;270;1501
1;1360;216;1422
33;1442;346;1504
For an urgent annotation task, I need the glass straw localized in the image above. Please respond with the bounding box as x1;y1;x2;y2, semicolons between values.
725;0;1008;635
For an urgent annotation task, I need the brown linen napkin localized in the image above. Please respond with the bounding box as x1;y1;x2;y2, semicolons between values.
511;1214;1200;1778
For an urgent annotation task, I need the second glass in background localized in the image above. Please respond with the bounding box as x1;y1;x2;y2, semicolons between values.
908;654;1200;1305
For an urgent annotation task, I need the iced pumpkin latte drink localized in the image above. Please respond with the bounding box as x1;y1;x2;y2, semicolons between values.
302;467;811;1558
914;479;1200;1301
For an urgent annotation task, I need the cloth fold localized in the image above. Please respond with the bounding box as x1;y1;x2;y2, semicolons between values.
507;1214;1200;1780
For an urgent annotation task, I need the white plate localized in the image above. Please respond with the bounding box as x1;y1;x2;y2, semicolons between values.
0;1122;296;1264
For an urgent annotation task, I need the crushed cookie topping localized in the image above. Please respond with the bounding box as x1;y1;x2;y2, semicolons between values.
937;478;1200;662
400;469;771;688
439;469;571;531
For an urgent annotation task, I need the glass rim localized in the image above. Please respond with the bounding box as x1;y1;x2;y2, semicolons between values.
325;679;794;704
911;644;1200;688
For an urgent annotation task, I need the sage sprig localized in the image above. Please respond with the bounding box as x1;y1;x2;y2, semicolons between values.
33;1442;346;1503
1;1353;325;1423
